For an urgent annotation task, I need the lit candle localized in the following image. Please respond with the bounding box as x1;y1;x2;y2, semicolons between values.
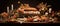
45;12;48;16
7;6;9;13
49;8;52;13
11;4;13;11
18;1;20;4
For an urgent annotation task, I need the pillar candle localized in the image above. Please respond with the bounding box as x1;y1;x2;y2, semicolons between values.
11;4;13;11
7;6;9;13
49;8;52;13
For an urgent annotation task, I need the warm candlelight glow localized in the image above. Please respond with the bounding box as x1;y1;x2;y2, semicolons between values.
18;1;20;4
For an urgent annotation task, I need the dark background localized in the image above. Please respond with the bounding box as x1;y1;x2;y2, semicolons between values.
0;0;60;13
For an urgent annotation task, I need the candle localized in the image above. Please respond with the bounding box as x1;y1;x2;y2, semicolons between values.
49;8;52;13
18;1;20;4
7;6;9;13
45;12;48;16
11;4;13;11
